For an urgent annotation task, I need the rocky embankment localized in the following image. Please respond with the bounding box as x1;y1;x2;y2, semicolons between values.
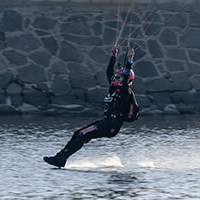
0;7;200;116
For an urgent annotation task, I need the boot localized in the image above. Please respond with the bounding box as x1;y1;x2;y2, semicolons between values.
44;134;85;168
43;150;68;168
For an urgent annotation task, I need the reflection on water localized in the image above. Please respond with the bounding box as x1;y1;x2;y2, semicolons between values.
0;115;200;199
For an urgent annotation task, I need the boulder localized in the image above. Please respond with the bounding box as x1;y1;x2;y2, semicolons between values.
180;29;200;49
92;22;102;36
69;63;96;89
0;57;7;70
29;51;51;68
135;94;152;108
32;16;56;30
171;72;190;91
60;22;91;35
0;10;22;31
6;83;23;107
67;14;88;23
150;109;163;115
131;77;146;94
18;63;46;83
86;86;108;103
177;104;197;114
151;92;172;109
8;34;40;52
0;41;5;51
44;106;97;117
9;94;23;107
172;92;200;110
103;28;116;45
51;75;72;95
139;105;162;115
36;82;49;92
48;104;84;111
188;50;200;63
74;89;85;102
22;88;49;108
6;83;22;94
51;61;70;74
87;61;102;73
0;88;5;104
0;31;6;41
189;11;200;27
50;92;76;105
0;104;21;114
165;60;185;71
18;103;40;114
163;13;187;29
166;49;186;60
145;78;173;92
3;50;27;66
189;74;200;91
163;104;180;115
148;40;163;58
89;47;110;64
188;63;200;75
44;105;74;115
134;61;159;78
157;64;166;74
59;41;84;63
133;47;146;62
96;71;109;87
159;29;177;46
0;72;12;89
41;37;58;55
144;23;162;36
24;18;31;29
0;32;6;51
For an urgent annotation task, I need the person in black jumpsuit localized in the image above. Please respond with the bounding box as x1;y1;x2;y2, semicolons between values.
43;46;138;168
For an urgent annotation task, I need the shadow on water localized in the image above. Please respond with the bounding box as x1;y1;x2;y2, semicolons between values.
0;114;200;199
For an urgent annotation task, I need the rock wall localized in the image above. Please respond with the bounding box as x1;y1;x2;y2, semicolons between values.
0;3;200;115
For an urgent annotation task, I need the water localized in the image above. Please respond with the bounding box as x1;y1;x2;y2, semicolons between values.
0;115;200;200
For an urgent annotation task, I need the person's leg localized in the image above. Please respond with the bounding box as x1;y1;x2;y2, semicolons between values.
43;118;122;168
62;119;102;150
43;120;102;168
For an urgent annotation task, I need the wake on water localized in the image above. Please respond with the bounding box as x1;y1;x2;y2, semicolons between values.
64;154;124;170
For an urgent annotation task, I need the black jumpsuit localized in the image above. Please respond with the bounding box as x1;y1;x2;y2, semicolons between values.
62;56;134;158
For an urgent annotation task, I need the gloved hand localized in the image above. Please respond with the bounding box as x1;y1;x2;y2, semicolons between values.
128;48;135;62
111;46;118;57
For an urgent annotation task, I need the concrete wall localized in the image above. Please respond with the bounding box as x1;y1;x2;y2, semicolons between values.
0;1;200;115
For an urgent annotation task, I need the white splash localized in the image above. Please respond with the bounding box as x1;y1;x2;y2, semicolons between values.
137;161;155;168
64;154;124;169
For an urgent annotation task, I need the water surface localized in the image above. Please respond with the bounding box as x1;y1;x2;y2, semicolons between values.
1;115;200;199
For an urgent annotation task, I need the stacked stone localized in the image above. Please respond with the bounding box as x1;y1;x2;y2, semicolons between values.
132;11;200;115
0;8;200;115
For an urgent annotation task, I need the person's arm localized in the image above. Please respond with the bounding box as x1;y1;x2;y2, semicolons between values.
125;48;134;69
106;46;118;84
122;48;135;86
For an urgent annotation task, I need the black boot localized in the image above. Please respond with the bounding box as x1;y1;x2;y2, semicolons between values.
44;133;85;168
43;150;68;168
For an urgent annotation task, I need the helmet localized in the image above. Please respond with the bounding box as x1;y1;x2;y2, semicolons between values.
112;68;134;86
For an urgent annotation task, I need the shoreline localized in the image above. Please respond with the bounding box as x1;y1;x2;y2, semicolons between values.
0;103;199;117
